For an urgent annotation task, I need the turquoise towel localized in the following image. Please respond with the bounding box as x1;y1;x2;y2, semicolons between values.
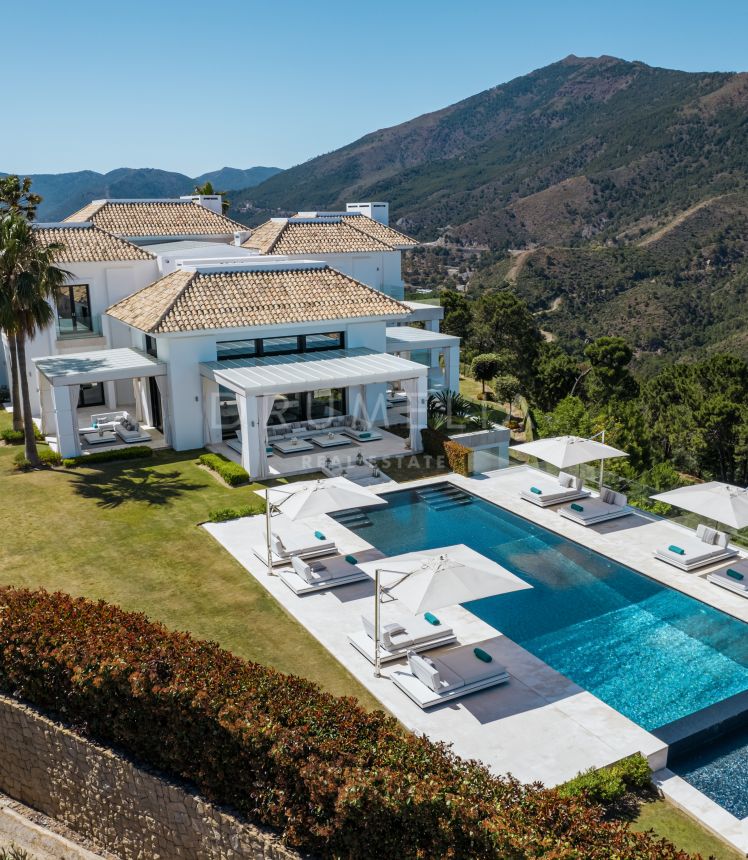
424;612;440;626
727;568;744;581
668;545;685;555
314;530;326;540
530;486;542;495
359;432;371;439
570;503;584;512
473;647;493;663
344;554;358;565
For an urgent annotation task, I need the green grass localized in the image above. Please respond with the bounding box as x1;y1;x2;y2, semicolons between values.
633;799;743;860
0;411;377;708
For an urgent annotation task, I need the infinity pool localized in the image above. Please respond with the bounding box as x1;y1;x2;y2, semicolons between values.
335;483;748;731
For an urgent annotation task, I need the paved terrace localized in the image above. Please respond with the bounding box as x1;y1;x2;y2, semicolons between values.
204;465;748;846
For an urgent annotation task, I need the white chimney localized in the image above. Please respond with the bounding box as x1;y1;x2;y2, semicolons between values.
346;201;389;225
181;194;223;215
233;230;251;246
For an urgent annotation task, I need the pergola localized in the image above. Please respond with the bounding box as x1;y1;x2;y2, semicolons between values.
200;347;428;480
386;326;460;392
33;348;167;457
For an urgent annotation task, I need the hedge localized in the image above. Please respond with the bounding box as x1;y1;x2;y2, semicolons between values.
208;502;265;522
1;426;44;445
63;446;153;468
0;588;692;859
198;452;249;486
444;439;473;476
420;426;448;457
559;755;653;806
13;448;62;470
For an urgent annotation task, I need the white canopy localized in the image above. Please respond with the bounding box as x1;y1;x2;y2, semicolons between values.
651;482;748;530
359;544;531;614
512;435;628;469
273;476;385;521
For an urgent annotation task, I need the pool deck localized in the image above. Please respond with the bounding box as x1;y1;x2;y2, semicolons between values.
203;464;748;846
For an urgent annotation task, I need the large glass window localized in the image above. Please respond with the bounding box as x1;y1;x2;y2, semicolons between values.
78;382;105;407
217;339;257;361
55;285;94;338
309;387;346;419
304;332;344;351
262;336;301;355
217;332;344;361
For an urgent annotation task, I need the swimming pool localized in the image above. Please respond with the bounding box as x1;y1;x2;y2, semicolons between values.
334;483;748;731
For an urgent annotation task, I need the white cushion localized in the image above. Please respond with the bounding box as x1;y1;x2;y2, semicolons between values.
715;531;730;549
407;652;441;692
558;472;573;489
600;487;616;505
698;524;718;545
292;555;313;583
271;534;286;557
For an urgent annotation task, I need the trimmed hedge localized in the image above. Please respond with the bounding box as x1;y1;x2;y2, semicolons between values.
13;448;62;470
63;446;153;468
0;588;692;860
198;452;249;486
1;426;44;444
444;439;473;476
559;755;653;806
209;502;265;522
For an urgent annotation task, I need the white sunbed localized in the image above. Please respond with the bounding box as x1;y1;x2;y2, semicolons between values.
656;523;738;572
278;548;385;595
391;642;510;709
707;558;748;596
559;488;632;526
251;515;337;567
520;471;591;508
348;611;456;664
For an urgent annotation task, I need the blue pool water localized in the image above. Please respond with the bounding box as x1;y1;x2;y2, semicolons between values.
335;484;748;731
672;728;748;818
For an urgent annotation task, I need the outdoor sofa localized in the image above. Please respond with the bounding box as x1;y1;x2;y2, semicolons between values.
278;548;385;595
559;487;631;526
266;416;382;445
392;642;510;709
348;612;457;664
79;411;152;444
520;471;590;508
251;515;338;567
707;557;748;596
656;523;738;572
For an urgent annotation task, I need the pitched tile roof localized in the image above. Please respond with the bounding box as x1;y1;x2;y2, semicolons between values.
33;223;154;262
242;214;418;254
106;264;408;334
63;200;246;238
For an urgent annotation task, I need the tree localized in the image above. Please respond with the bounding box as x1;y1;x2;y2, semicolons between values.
470;353;502;396
194;180;230;214
441;290;472;341
493;374;521;423
470;291;541;386
533;343;578;412
541;396;595;438
0;213;69;465
0;175;41;220
583;337;638;404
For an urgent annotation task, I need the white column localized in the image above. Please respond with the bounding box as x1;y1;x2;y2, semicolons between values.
38;373;55;436
445;346;460;393
403;375;427;453
104;380;117;409
133;378;144;423
426;318;440;333
140;377;154;426
201;377;222;444
348;384;366;422
52;384;82;458
154;375;172;446
236;392;268;479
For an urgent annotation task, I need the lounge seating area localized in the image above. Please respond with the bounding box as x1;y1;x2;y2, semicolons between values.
559;487;631;526
251;514;338;566
656;524;738;572
78;410;152;445
392;642;510;709
266;416;383;450
520;471;590;508
708;559;748;596
349;611;457;664
278;548;385;595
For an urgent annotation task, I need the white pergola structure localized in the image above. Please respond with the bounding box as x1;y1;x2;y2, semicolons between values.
33;348;168;458
199;347;428;480
386;326;460;393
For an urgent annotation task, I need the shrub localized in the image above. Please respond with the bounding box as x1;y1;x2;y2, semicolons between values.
559;754;653;807
444;439;473;476
208;503;264;522
63;446;153;468
420;426;448;457
13;448;62;470
0;589;689;860
1;426;44;445
198;452;249;486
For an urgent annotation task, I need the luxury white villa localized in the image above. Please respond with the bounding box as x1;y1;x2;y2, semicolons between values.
3;196;462;478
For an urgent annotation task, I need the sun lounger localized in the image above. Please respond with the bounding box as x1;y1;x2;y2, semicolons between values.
251;515;337;566
278;548;385;595
348;611;456;664
707;558;748;596
392;643;510;709
656;524;738;572
520;471;590;507
559;488;631;526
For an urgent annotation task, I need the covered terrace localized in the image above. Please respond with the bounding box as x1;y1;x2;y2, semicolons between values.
386;326;460;393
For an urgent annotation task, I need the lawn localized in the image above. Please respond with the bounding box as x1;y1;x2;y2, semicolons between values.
633;799;743;860
0;411;378;708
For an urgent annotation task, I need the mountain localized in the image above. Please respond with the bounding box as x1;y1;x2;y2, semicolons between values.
231;55;748;249
1;166;283;221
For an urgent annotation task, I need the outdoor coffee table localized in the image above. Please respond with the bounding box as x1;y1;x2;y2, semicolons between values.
83;431;117;445
274;438;315;454
312;433;352;448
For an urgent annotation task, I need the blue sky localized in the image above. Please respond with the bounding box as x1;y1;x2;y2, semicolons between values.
5;0;748;175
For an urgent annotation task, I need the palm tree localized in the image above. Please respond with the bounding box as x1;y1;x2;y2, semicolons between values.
194;180;230;214
0;213;69;465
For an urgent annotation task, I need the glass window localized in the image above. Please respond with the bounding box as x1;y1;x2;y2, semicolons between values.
304;332;344;351
78;382;105;407
217;339;257;361
309;387;346;419
145;335;158;357
261;336;301;355
55;285;93;338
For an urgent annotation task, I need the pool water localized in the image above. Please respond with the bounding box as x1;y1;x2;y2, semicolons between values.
335;483;748;731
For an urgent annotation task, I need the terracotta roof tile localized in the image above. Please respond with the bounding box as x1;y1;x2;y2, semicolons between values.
63;200;246;238
33;223;154;262
106;265;407;334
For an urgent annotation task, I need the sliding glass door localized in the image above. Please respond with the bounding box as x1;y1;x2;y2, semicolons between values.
55;285;93;338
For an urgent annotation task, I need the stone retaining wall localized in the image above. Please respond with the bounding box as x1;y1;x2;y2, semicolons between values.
0;694;304;859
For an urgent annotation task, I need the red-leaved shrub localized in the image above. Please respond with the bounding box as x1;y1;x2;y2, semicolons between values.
0;589;694;859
